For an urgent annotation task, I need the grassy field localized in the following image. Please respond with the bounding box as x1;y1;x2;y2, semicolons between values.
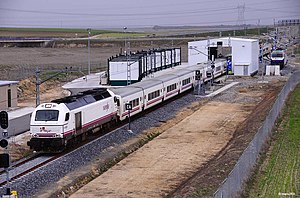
0;27;148;38
245;85;300;197
0;27;116;34
0;26;272;38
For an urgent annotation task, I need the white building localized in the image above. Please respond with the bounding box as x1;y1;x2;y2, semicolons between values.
108;48;181;86
188;37;259;76
0;80;18;110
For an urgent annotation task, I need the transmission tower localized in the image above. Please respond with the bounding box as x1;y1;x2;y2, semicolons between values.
237;3;245;29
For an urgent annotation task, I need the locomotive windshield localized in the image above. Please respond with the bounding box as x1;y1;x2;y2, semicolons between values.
271;52;283;58
35;110;59;121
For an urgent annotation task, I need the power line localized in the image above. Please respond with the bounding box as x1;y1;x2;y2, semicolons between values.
237;3;245;26
2;14;299;28
0;6;239;17
247;6;300;15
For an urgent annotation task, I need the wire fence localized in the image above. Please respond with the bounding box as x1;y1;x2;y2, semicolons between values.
213;71;300;198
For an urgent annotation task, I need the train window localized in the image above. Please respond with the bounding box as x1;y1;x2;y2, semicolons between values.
167;84;177;92
131;98;139;107
116;98;120;106
182;78;191;86
65;113;70;121
136;99;139;106
148;90;160;100
35;110;59;121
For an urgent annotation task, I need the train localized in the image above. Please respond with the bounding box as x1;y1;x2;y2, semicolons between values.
27;59;227;152
270;49;287;69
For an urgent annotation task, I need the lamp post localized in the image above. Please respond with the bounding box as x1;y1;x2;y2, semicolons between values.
123;27;127;55
87;28;91;75
123;27;132;85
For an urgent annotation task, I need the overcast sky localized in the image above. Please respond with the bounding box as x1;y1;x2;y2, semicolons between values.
0;0;299;29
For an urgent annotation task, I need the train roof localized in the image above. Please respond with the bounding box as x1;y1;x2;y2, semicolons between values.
51;88;111;110
130;78;163;89
109;86;143;97
155;74;179;82
168;68;193;76
184;64;207;71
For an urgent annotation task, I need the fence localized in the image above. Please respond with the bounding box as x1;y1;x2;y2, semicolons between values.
213;71;300;198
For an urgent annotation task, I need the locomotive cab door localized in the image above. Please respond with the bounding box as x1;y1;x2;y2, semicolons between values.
75;112;82;135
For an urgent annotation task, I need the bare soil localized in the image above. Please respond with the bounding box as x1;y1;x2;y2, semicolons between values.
0;39;189;81
70;102;249;198
170;84;281;197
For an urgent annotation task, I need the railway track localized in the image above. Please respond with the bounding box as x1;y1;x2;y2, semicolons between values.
0;153;56;186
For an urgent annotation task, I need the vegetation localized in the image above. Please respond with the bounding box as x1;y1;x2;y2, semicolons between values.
0;27;147;38
0;27;116;34
0;26;273;39
172;27;274;38
245;85;300;197
95;32;148;38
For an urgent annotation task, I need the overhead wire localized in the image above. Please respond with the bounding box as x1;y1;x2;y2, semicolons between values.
0;0;299;28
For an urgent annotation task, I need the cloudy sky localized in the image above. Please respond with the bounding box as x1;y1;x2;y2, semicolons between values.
0;0;299;29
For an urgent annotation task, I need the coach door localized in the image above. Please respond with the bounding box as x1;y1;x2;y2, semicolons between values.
75;112;82;134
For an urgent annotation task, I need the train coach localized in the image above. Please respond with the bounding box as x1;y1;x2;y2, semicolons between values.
28;59;227;152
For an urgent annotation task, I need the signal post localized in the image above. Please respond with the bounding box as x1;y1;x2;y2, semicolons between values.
0;111;17;198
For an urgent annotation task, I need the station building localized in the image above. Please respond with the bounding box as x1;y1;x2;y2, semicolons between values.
0;80;18;110
188;37;259;76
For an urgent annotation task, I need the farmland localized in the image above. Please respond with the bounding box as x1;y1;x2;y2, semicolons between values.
245;85;300;197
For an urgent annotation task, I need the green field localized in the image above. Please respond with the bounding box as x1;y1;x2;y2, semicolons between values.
0;27;147;38
0;27;116;34
246;85;300;197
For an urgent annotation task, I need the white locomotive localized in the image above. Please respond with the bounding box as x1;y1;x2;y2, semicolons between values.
28;89;117;151
28;59;227;152
270;50;287;69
